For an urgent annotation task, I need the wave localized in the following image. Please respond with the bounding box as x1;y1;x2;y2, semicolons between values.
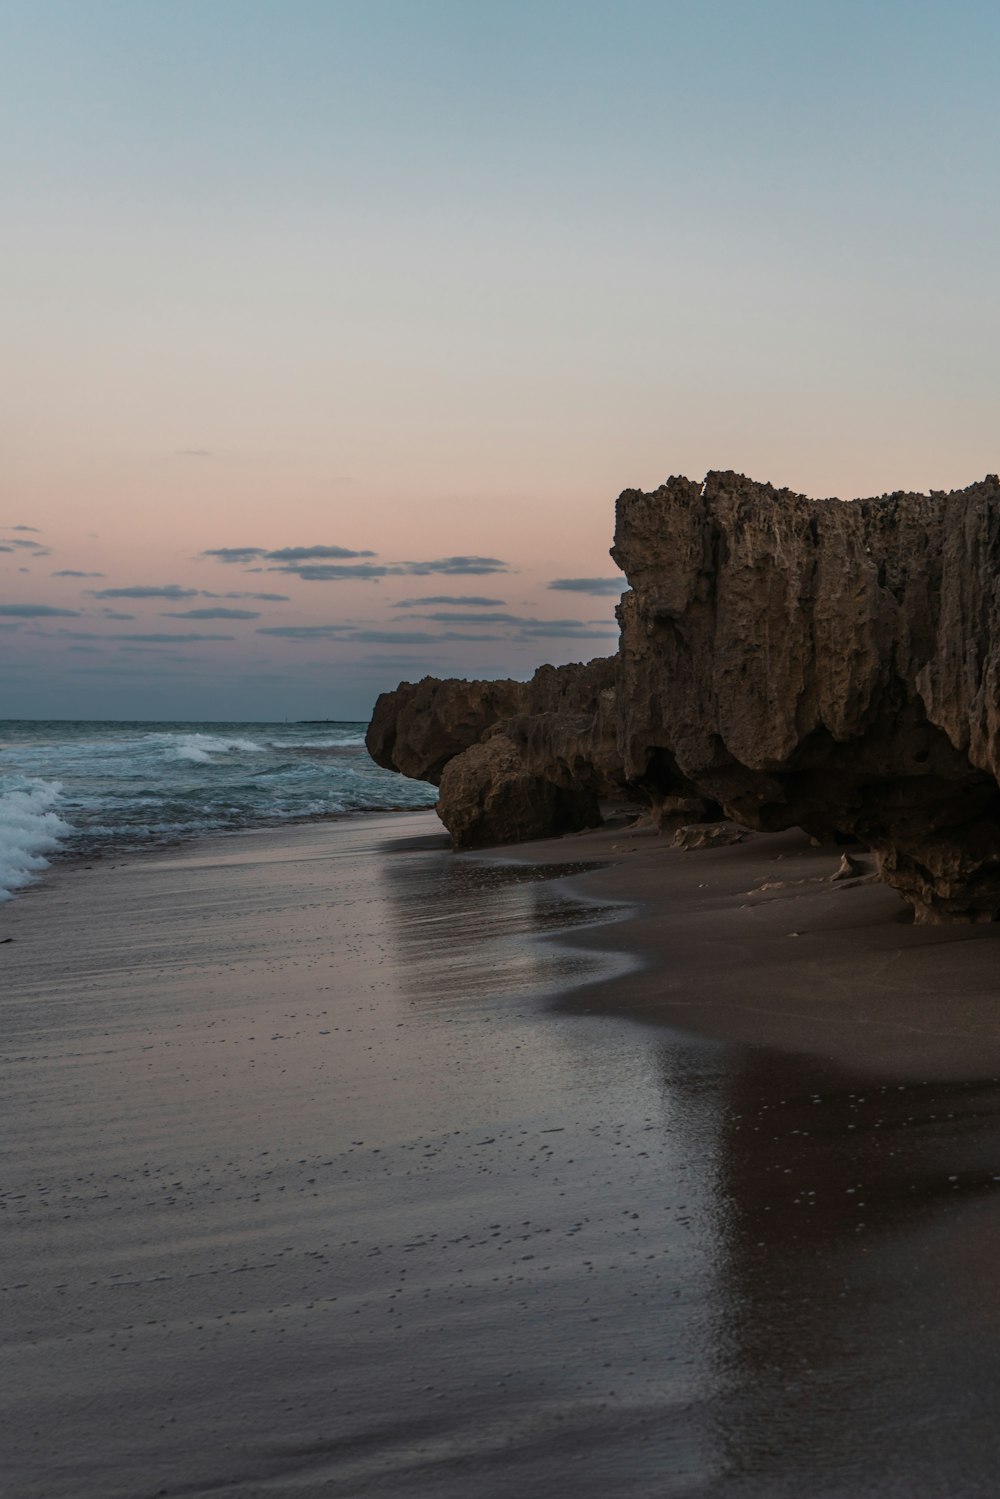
169;733;266;763
0;777;72;903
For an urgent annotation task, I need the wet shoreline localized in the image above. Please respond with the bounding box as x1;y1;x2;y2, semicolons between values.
4;812;1000;1496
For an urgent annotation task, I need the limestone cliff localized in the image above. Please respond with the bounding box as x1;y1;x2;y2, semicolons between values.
614;471;1000;921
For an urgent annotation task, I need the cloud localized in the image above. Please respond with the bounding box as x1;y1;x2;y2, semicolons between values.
393;595;506;608
116;632;235;643
256;624;353;639
547;577;624;596
203;545;510;582
411;611;524;624
68;645;102;654
202;544;375;565
176;448;213;457
99;609;136;620
30;630;112;639
0;603;80;617
266;545;377;562
273;556;510;582
407;612;619;637
90;585;201;599
118;647;201;658
0;545;12;552
202;547;268;564
256;624;503;644
161;607;260;620
274;563;389;581
353;629;504;644
3;538;52;556
12;525;41;533
212;591;290;602
33;629;234;642
53;570;106;578
397;556;508;576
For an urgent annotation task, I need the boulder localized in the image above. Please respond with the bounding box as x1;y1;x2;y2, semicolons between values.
436;735;602;849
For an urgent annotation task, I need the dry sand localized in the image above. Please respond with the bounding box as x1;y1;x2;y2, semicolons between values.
3;809;1000;1498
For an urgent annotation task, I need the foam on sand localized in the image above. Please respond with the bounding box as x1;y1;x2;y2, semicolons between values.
0;776;71;901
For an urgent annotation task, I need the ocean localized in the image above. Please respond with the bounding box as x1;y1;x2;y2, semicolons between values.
0;719;438;901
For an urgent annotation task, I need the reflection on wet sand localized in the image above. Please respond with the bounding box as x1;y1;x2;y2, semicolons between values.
700;1050;1000;1495
376;841;634;1009
7;812;1000;1498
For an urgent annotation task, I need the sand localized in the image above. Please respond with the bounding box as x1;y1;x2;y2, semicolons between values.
3;810;1000;1497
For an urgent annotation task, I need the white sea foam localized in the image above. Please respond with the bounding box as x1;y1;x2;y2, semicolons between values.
171;734;265;763
0;777;72;902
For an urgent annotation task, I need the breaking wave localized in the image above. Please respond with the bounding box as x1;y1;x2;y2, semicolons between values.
0;776;72;902
0;720;438;894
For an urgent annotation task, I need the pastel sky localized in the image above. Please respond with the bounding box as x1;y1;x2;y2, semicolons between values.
3;0;999;720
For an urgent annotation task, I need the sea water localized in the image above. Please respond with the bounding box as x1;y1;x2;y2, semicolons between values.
0;720;437;900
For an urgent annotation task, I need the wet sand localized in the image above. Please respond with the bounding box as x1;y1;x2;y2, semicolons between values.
3;811;1000;1497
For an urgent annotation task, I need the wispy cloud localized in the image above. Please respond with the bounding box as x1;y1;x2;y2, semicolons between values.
256;624;504;644
275;556;511;582
398;556;508;576
12;525;41;533
410;611;526;625
406;612;618;638
203;544;375;565
161;607;261;620
203;544;510;582
0;603;80;617
201;547;268;564
89;585;200;600
205;591;290;602
547;577;624;596
354;629;505;644
34;629;235;642
273;562;389;582
393;595;506;608
117;632;235;643
255;624;352;639
3;538;52;556
267;545;378;562
99;609;135;621
53;570;106;578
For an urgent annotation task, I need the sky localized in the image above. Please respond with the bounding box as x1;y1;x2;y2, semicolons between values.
2;0;999;721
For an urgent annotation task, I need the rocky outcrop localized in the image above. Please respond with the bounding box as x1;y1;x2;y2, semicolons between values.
614;471;1000;922
367;470;1000;920
366;657;626;848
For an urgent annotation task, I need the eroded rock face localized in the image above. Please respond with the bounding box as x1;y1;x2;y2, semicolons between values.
366;657;626;846
613;470;1000;921
437;735;602;849
366;676;530;786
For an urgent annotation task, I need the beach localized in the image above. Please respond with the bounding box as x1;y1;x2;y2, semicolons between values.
4;810;1000;1497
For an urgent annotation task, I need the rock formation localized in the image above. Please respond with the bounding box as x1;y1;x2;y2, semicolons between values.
366;657;626;848
614;471;1000;922
367;470;1000;922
